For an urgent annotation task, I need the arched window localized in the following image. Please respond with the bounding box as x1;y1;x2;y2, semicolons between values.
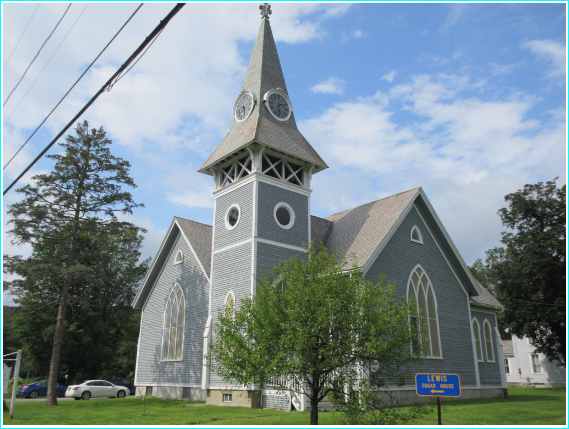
410;225;423;244
472;318;483;362
174;250;183;265
225;291;235;320
161;284;185;361
407;265;441;358
483;319;494;362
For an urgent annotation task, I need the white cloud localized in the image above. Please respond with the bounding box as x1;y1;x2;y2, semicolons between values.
301;71;566;262
381;70;397;83
353;29;365;39
522;39;566;79
310;77;346;95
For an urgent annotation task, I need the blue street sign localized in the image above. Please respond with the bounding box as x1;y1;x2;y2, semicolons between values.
416;373;461;397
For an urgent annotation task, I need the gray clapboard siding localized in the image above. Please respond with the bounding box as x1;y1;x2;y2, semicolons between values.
471;310;501;386
256;241;305;278
214;182;254;250
257;182;309;247
209;243;253;386
137;232;209;386
366;205;477;387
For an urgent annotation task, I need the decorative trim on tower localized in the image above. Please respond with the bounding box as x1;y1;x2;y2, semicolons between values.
198;4;327;176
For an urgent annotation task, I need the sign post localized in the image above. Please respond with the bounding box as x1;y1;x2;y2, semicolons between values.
415;373;461;425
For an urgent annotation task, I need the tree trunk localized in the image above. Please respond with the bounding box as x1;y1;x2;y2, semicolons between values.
45;279;72;406
310;397;319;425
46;197;82;406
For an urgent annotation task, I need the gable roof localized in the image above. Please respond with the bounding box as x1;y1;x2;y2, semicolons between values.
175;217;212;276
132;217;212;310
199;15;327;174
322;188;421;268
317;187;482;296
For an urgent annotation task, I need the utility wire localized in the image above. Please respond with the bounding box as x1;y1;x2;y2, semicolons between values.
3;3;186;196
3;4;89;129
3;3;72;107
3;3;40;70
3;3;143;170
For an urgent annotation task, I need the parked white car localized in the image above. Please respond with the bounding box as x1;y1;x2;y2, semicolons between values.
65;380;130;400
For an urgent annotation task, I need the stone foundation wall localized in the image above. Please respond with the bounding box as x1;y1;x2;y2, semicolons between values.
206;389;261;408
134;386;206;401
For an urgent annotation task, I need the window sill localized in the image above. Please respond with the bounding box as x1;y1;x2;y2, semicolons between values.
160;359;183;363
425;356;443;360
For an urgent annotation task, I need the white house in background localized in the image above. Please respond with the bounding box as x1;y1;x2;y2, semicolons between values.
502;335;566;387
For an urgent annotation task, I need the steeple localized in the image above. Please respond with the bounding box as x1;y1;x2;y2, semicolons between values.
199;4;327;182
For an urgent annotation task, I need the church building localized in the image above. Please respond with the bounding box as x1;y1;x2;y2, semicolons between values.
132;4;507;410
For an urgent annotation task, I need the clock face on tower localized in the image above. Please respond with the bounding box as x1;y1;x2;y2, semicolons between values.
234;91;255;123
264;89;292;121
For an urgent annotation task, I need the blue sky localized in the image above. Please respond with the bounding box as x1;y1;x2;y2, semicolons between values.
2;3;567;304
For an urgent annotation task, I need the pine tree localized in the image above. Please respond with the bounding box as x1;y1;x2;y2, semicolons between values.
5;121;143;405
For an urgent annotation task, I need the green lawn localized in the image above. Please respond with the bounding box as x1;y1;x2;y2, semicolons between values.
2;387;565;425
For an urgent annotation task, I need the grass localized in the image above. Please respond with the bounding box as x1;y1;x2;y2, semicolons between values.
2;386;565;425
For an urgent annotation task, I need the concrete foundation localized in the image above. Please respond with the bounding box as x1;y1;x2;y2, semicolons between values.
206;389;261;408
134;386;206;401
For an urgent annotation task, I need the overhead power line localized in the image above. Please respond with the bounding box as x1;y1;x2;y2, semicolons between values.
3;3;186;196
4;3;143;170
3;4;89;128
4;3;72;107
3;3;40;70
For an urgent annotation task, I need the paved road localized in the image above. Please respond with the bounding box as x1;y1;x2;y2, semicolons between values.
7;395;137;403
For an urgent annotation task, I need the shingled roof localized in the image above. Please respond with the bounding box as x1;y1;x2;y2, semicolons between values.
175;217;212;277
470;281;503;309
199;15;327;174
322;188;421;267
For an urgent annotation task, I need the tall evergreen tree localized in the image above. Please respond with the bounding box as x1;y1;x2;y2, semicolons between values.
5;121;143;405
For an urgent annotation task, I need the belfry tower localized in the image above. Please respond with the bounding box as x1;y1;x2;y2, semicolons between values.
200;3;327;401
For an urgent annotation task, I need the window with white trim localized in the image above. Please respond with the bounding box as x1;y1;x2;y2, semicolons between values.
174;250;183;265
161;284;185;361
225;292;235;320
410;225;423;244
531;354;542;374
223;393;233;402
273;202;295;229
472;318;483;361
407;266;441;358
483;319;495;362
225;204;240;230
504;358;511;374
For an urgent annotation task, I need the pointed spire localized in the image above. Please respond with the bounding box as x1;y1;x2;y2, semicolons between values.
199;5;327;175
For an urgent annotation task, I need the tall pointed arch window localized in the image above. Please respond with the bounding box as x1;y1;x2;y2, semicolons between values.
225;292;235;320
483;319;495;362
161;284;185;361
472;318;483;362
407;266;441;358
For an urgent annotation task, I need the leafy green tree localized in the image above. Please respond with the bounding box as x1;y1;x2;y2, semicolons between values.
207;244;426;425
4;121;143;405
473;179;565;366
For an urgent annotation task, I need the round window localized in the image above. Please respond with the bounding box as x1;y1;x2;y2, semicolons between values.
273;202;295;230
225;204;240;230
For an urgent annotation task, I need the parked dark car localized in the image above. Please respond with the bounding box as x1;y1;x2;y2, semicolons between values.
17;381;67;398
105;378;135;395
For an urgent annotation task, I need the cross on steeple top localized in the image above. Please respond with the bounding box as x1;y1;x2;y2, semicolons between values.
259;3;272;19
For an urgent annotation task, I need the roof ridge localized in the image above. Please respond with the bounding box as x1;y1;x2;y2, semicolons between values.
311;214;333;223
324;187;421;219
174;216;212;228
